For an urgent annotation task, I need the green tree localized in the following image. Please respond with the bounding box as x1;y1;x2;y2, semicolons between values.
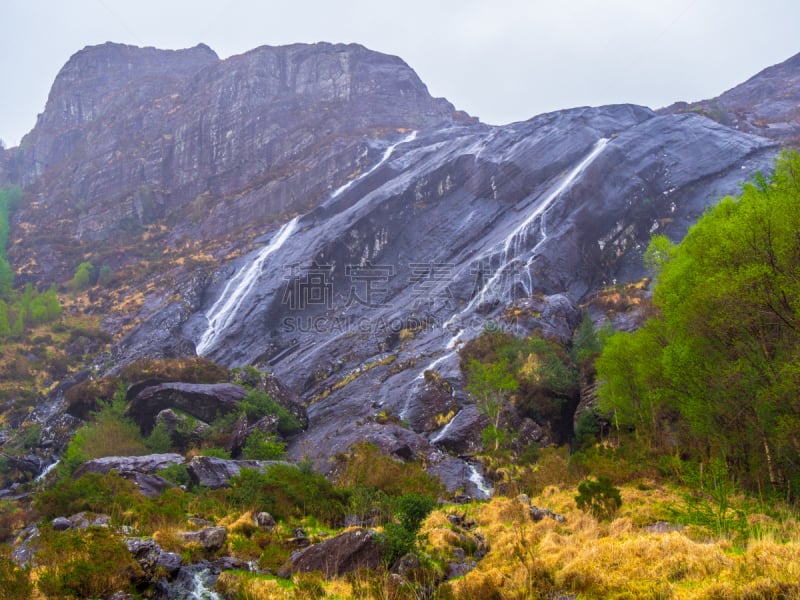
596;150;800;497
466;357;518;451
0;259;12;296
70;262;94;292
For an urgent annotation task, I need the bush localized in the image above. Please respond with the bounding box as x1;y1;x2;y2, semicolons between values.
575;476;622;520
35;527;142;598
226;465;347;525
239;390;301;435
0;546;32;600
241;431;287;460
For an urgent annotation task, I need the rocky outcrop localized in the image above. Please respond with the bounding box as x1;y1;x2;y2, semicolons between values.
124;383;248;432
51;512;111;530
662;51;800;146
186;456;288;489
8;42;469;284
5;42;799;491
278;528;382;578
73;453;185;477
72;453;184;497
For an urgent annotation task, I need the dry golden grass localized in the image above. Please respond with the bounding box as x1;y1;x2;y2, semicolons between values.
444;484;800;600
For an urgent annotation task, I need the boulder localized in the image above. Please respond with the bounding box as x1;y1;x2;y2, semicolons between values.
127;472;176;498
125;382;249;432
180;526;227;551
186;456;288;489
72;454;182;498
154;408;209;448
254;512;276;530
126;537;184;579
51;517;71;531
279;528;382;578
73;453;185;477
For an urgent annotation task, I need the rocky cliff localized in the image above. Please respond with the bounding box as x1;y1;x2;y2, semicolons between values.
6;42;468;283
3;42;798;494
663;51;800;146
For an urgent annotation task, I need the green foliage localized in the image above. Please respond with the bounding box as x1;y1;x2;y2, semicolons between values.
0;546;32;600
241;430;287;460
377;522;417;566
60;392;148;475
337;442;444;498
376;493;437;566
159;463;192;488
461;330;578;456
70;261;94;291
35;526;141;598
226;465;348;525
34;472;140;519
596;151;800;497
199;447;231;459
145;420;173;453
575;476;622;520
239;390;301;435
668;457;748;540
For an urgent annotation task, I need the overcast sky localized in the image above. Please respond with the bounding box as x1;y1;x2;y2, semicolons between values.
2;0;799;147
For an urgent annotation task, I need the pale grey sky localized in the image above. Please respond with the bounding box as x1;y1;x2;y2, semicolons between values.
2;0;799;147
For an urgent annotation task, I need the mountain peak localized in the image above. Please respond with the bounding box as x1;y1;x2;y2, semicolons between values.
661;50;800;146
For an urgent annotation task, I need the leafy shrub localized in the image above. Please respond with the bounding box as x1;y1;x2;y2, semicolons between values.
241;430;287;460
337;442;444;498
35;526;142;598
575;476;622;520
226;465;347;525
0;546;32;600
239;390;301;435
34;472;139;520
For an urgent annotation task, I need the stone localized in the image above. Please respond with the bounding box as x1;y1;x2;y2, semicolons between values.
186;456;288;489
51;517;71;531
180;527;227;551
125;383;248;433
73;453;185;477
254;512;276;530
529;506;566;523
279;528;381;578
156;551;184;575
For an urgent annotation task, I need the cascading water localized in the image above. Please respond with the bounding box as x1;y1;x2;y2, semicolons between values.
470;137;609;309
196;217;299;355
423;137;611;472
325;130;418;204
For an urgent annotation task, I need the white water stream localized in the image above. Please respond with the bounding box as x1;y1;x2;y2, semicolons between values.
326;130;418;203
196;216;299;355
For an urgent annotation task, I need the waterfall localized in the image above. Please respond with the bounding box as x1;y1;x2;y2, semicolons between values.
186;568;220;600
431;409;462;444
326;130;418;203
467;463;493;499
196;216;299;355
34;459;60;482
472;137;609;307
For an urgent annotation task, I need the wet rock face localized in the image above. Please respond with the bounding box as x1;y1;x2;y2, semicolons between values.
662;51;800;146
7;41;466;283
5;42;796;491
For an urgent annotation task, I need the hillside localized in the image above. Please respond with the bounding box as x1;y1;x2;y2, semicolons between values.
0;41;798;598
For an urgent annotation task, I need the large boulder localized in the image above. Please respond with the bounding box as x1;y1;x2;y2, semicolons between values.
73;453;185;477
125;383;249;432
72;453;184;498
278;528;382;578
180;527;227;551
186;456;289;489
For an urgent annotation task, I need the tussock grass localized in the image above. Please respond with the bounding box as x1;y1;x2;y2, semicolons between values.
444;484;800;600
